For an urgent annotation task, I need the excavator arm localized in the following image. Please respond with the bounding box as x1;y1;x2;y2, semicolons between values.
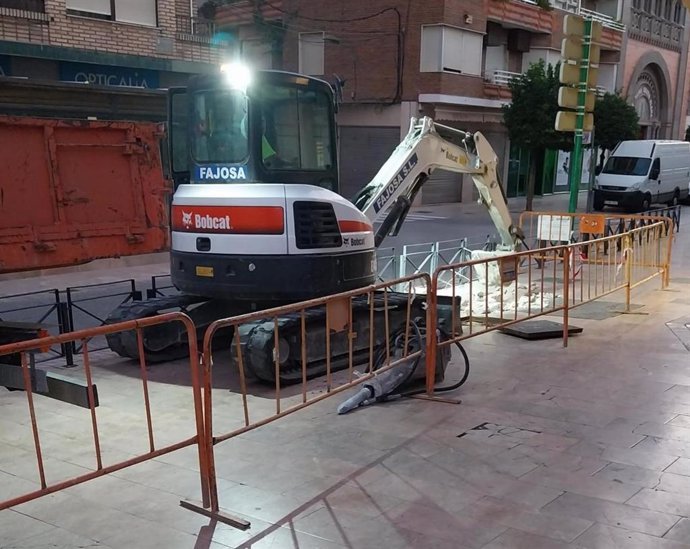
352;116;522;250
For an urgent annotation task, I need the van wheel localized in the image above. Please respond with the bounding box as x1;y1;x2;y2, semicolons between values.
641;194;652;211
667;189;680;207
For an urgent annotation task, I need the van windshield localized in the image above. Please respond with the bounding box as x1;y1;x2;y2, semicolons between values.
602;156;652;176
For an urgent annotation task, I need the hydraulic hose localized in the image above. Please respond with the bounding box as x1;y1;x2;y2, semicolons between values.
373;322;470;398
337;320;471;414
399;334;469;397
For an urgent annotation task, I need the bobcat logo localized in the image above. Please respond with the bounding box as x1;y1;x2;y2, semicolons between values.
182;211;193;228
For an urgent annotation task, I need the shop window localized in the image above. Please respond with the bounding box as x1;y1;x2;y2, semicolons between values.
66;0;157;27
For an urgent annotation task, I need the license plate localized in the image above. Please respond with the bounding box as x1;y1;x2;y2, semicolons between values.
604;201;617;205
195;266;214;277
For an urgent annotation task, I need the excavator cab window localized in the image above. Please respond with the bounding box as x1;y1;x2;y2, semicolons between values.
191;89;248;165
175;69;339;191
168;87;190;189
256;86;333;172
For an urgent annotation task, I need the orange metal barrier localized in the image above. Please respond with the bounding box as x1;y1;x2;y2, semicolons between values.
0;312;210;512
427;244;571;393
0;216;674;527
564;221;671;312
518;210;673;248
427;219;673;395
199;273;433;528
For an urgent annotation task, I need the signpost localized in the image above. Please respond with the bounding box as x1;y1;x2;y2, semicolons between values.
555;14;603;213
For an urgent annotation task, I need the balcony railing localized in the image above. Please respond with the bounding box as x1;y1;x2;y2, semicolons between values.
630;7;682;51
487;68;612;97
0;0;49;22
0;0;44;12
487;69;522;86
579;7;625;31
0;7;49;44
517;0;625;31
175;15;229;47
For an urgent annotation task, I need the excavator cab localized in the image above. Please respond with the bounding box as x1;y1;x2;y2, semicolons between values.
168;66;339;193
166;65;376;303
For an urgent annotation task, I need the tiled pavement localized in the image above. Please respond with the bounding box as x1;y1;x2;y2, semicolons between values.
3;205;690;548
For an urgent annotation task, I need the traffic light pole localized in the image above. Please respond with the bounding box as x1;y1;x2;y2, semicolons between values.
567;18;593;213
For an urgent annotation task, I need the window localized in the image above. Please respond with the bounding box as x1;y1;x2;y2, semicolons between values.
170;91;189;174
673;0;684;23
420;25;483;76
257;85;334;171
299;32;325;76
191;90;249;165
66;0;157;26
664;0;673;19
602;156;652;176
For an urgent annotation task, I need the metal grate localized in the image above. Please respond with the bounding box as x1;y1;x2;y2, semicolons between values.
293;201;342;249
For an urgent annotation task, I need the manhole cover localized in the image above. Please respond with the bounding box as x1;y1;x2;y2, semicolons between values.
499;320;583;340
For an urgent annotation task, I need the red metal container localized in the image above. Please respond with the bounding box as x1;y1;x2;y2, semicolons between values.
0;115;170;273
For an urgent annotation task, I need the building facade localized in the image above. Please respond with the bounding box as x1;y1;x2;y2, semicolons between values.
0;0;228;93
622;0;689;140
215;0;690;203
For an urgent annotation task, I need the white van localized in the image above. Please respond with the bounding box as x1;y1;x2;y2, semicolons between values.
593;140;690;211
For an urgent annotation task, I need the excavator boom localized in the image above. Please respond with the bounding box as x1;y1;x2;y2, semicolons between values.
353;117;520;251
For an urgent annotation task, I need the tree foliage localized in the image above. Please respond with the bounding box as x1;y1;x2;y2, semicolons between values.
502;59;571;209
502;59;571;153
593;92;639;152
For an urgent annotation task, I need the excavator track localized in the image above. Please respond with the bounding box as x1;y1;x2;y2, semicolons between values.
105;294;208;363
104;291;452;386
239;293;431;384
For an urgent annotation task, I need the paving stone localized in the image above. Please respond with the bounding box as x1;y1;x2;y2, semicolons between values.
593;462;664;489
1;527;113;549
664;518;690;544
627;488;690;516
573;523;690;549
567;440;679;471
520;465;643;503
383;501;508;548
480;528;580;549
541;492;680;537
665;457;690;476
460;496;593;542
495;480;564;510
656;472;690;495
667;414;690;429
